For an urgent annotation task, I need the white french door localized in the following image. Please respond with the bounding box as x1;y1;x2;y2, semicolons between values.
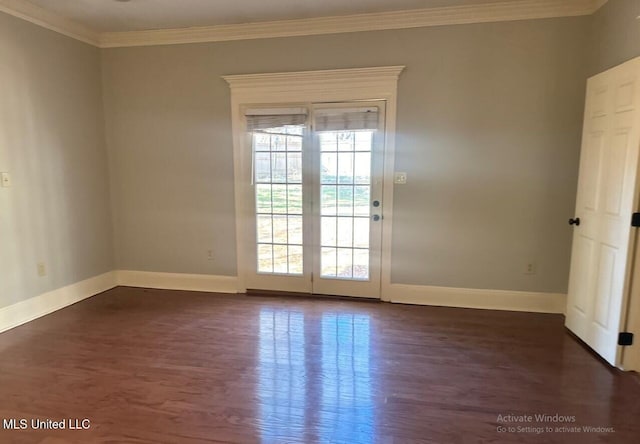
565;57;640;367
243;102;386;298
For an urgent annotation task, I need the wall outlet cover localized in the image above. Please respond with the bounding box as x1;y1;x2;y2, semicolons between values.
1;172;11;187
394;172;407;184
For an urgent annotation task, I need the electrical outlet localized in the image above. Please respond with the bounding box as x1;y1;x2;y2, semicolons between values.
1;172;11;188
394;172;407;184
207;250;214;261
524;262;537;275
37;262;46;277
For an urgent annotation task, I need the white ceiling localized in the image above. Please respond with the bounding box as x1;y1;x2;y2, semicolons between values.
25;0;517;33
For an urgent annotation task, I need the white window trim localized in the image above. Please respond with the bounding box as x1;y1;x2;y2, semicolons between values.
223;65;405;300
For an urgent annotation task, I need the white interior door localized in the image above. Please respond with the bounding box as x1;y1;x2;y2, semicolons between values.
243;102;386;299
566;57;640;366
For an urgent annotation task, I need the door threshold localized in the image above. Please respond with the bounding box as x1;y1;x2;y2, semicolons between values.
246;289;380;303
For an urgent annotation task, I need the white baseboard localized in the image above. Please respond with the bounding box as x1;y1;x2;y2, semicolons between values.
384;283;566;314
0;271;117;334
0;271;564;335
116;270;238;294
115;272;564;313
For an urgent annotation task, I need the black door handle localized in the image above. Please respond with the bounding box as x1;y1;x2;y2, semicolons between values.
569;217;581;226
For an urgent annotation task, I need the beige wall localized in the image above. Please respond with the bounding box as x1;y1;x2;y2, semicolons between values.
591;0;640;75
102;17;590;293
0;2;636;307
0;12;114;308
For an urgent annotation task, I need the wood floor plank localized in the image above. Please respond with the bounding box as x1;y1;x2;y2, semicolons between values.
0;286;638;443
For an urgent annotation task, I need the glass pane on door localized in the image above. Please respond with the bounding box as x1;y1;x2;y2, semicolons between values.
253;125;305;275
319;130;373;280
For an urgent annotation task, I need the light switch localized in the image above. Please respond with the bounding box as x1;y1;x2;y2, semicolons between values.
1;172;11;188
394;172;407;185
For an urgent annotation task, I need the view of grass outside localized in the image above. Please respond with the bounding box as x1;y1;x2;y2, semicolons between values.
254;126;304;274
253;127;373;279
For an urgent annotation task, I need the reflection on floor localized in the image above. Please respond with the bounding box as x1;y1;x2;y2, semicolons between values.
320;313;373;443
257;310;374;444
0;287;639;443
258;309;307;442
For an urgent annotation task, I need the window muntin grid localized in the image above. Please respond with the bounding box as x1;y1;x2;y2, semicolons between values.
319;131;373;280
253;125;305;275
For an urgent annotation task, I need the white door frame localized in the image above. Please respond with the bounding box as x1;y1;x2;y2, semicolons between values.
223;66;404;298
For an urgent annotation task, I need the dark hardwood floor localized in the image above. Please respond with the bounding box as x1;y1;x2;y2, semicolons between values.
0;287;639;443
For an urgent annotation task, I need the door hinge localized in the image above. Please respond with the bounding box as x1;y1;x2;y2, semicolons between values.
618;332;634;346
632;213;640;227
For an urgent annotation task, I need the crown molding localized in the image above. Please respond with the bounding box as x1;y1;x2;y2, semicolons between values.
594;0;609;12
0;0;608;49
99;0;603;48
0;0;99;46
